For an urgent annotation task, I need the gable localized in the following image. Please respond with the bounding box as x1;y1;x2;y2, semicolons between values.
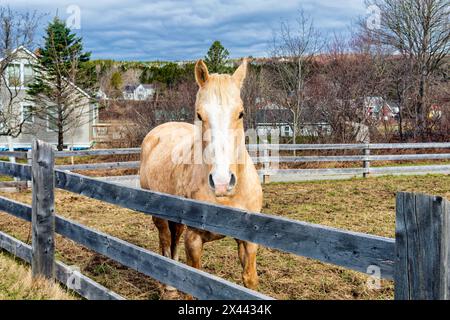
2;46;92;99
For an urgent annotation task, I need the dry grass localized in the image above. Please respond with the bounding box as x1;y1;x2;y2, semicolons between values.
0;174;448;300
0;252;76;300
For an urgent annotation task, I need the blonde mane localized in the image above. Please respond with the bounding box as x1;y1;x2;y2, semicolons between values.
197;74;240;108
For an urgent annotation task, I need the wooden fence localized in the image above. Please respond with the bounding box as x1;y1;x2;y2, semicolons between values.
0;140;449;299
3;143;448;183
251;142;450;180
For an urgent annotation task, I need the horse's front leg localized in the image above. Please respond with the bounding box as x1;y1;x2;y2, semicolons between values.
236;240;259;289
153;217;179;298
185;227;204;269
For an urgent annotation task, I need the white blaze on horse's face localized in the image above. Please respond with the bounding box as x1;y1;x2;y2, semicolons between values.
194;59;247;197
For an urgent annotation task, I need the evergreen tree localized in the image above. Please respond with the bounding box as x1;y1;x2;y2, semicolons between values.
110;71;123;90
27;17;93;151
204;41;230;73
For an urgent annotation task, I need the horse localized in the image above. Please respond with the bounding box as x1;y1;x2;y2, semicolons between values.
139;59;262;296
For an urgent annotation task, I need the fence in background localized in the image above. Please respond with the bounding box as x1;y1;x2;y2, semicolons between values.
3;143;449;176
3;142;447;184
0;140;449;300
250;142;450;182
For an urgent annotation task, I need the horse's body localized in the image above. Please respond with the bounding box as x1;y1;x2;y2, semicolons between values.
140;59;262;293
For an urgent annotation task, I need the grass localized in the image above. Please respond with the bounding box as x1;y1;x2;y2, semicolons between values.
0;252;76;300
0;176;13;182
0;174;448;300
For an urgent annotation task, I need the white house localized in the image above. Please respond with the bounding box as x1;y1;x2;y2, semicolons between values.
123;84;155;101
0;46;98;150
256;103;294;138
365;96;399;121
255;102;332;138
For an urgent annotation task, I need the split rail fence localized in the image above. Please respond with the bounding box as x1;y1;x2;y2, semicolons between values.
0;140;449;300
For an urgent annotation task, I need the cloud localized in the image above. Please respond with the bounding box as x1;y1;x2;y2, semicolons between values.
6;0;367;61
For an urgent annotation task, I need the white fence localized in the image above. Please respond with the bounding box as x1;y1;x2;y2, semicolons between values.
1;143;449;183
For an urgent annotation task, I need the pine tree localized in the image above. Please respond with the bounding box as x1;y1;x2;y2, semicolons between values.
27;17;92;151
110;71;123;90
204;41;230;73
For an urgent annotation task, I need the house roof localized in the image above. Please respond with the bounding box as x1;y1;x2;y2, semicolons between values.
123;84;139;93
123;84;154;93
2;46;92;99
256;108;293;124
0;46;37;62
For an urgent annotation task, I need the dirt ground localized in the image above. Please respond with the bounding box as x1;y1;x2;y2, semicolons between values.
0;174;448;300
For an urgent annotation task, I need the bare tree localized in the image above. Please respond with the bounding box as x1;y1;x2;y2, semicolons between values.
121;67;142;88
0;6;40;137
241;62;271;130
364;0;450;139
269;9;323;144
115;80;196;148
308;33;390;143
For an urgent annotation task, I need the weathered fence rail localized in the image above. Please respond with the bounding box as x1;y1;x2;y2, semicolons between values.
0;154;397;279
0;140;449;300
56;161;140;171
0;196;269;300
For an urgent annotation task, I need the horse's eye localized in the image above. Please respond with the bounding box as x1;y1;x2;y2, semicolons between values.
197;113;203;121
238;111;244;119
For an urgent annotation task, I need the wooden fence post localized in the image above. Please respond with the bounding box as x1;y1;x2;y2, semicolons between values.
394;192;450;300
363;145;370;178
31;139;55;279
25;150;32;189
262;145;270;184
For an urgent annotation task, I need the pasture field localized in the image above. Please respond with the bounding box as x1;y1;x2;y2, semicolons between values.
0;174;448;300
0;252;75;300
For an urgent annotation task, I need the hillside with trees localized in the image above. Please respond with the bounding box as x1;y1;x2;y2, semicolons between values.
80;2;449;147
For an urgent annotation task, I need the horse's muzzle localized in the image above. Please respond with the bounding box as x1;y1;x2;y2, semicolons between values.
208;172;237;197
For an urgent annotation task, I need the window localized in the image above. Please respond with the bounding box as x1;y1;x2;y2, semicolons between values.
6;64;21;87
47;107;58;132
23;64;34;86
284;126;290;136
5;63;34;88
22;105;34;123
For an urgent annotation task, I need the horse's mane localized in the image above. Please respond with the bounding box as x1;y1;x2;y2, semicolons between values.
198;74;240;107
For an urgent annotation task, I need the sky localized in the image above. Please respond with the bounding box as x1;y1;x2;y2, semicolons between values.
5;0;368;61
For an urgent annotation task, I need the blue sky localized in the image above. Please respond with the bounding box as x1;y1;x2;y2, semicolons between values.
7;0;367;61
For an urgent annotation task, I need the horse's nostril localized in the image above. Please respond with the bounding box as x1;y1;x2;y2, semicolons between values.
208;174;215;190
229;173;237;189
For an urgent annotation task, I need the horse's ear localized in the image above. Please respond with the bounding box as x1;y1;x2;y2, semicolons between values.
232;58;248;89
195;60;209;87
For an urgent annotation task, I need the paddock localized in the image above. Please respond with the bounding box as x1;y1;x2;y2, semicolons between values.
0;141;449;300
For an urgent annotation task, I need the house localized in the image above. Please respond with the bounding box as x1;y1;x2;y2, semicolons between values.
96;89;108;100
0;46;98;150
365;97;399;122
256;104;294;137
255;102;332;138
122;84;155;101
428;104;443;120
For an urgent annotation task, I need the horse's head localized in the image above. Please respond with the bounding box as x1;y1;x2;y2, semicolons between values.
194;59;247;197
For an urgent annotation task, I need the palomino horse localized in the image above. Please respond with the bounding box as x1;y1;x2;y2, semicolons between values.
140;59;262;295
